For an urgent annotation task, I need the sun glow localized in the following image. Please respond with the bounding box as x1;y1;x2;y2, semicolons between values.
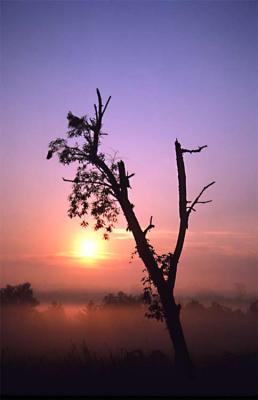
71;233;104;262
79;239;98;258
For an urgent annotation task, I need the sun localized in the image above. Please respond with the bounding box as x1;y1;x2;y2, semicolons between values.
72;233;106;262
79;239;98;258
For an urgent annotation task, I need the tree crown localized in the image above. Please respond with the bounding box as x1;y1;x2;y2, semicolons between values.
47;89;122;238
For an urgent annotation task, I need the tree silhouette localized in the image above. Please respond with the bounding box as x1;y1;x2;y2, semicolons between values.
47;89;215;376
102;291;142;307
0;282;39;307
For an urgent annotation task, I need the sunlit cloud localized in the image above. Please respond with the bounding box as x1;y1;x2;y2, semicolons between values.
55;250;114;261
113;228;132;240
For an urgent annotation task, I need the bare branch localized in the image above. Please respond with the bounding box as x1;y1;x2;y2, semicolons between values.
94;104;98;120
187;181;215;216
196;200;212;204
62;177;77;183
62;177;113;189
143;216;155;236
96;88;103;114
168;142;215;293
102;96;112;117
182;145;207;154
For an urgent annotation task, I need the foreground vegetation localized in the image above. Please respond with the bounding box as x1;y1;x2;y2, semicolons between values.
2;345;257;396
1;283;257;396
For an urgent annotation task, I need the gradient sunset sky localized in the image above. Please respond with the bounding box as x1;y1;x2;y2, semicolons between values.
1;0;257;295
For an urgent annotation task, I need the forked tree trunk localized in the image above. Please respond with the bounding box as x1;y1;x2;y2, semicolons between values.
118;150;195;377
92;95;212;378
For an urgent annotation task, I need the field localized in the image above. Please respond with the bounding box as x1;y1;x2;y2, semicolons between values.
1;295;257;396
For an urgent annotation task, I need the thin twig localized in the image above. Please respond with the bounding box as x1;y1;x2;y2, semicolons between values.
143;216;155;236
102;96;112;116
62;177;113;189
187;181;215;215
182;145;207;154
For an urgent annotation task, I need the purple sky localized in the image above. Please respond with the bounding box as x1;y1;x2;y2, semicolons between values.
1;0;257;294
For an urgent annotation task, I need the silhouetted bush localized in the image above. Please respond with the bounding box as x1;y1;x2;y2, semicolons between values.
102;291;143;307
0;282;39;307
183;299;206;312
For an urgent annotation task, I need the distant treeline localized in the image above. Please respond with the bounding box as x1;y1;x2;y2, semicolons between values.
0;283;144;308
1;282;257;318
0;282;39;307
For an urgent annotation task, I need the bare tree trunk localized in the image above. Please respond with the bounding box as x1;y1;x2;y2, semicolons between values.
118;157;195;377
110;141;213;378
160;289;194;377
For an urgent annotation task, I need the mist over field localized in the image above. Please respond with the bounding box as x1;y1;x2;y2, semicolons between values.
35;285;258;308
3;295;257;358
2;289;257;396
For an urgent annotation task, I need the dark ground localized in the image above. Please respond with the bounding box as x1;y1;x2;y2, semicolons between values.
2;349;257;396
1;298;257;397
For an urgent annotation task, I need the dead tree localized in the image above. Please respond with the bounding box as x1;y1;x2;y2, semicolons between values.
47;89;215;376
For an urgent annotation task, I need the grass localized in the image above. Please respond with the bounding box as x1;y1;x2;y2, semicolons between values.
2;345;257;396
1;298;257;396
